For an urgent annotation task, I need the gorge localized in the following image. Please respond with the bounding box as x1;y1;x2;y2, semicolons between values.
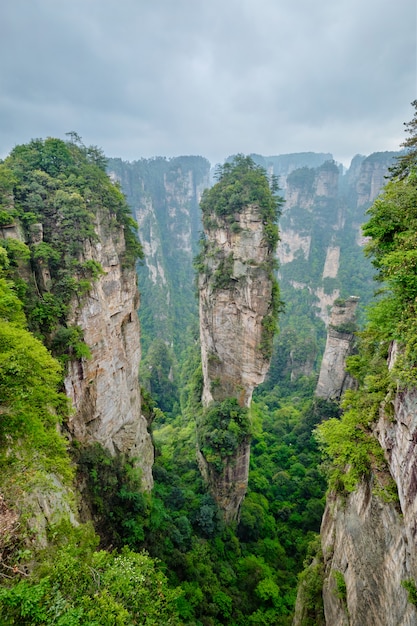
1;127;416;625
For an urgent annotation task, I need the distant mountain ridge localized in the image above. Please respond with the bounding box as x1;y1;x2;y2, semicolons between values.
108;150;400;388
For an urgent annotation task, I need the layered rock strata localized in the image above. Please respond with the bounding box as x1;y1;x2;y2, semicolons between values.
295;341;417;625
315;296;359;400
63;210;154;490
198;201;276;521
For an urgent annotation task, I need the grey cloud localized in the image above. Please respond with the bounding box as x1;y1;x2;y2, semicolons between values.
0;0;415;164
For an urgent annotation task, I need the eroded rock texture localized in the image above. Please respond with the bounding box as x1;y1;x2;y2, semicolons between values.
316;296;359;400
199;204;275;408
296;342;417;626
320;482;415;626
63;210;154;490
198;199;277;522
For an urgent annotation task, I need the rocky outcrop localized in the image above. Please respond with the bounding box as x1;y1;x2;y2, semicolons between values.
295;340;417;626
197;174;278;522
108;156;211;357
199;204;275;408
316;297;358;400
375;387;417;546
319;482;415;626
356;152;399;208
63;209;154;490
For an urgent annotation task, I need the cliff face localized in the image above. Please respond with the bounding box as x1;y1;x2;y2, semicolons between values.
198;201;275;520
199;203;274;408
277;153;398;329
320;482;415;626
63;210;154;490
108;156;211;358
319;373;417;626
109;151;399;391
196;158;279;522
315;297;358;400
298;338;417;625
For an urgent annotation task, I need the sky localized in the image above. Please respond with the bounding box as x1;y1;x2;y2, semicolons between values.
0;0;416;167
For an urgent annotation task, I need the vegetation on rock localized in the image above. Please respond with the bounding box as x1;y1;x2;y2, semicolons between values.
317;103;417;494
0;137;143;356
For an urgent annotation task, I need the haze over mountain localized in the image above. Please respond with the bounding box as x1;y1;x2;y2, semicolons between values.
1;0;415;166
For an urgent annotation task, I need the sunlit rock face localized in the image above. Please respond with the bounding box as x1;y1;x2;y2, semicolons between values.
315;296;359;400
198;202;276;522
63;209;154;491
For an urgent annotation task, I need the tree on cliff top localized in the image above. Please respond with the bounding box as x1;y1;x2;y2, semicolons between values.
389;99;417;179
199;154;283;250
0;137;143;351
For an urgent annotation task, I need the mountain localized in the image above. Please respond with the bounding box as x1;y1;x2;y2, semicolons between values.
294;132;417;625
108;155;210;358
0;135;407;625
195;156;281;522
109;151;399;402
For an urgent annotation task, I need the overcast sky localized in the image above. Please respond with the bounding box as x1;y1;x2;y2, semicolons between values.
1;0;416;167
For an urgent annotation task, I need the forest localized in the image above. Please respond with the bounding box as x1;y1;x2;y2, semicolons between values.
0;102;416;625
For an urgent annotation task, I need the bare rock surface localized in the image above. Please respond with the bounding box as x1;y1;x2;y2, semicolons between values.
64;211;154;490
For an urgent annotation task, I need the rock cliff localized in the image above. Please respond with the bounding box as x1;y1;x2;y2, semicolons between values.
1;139;154;494
296;346;417;624
316;366;417;626
319;481;415;626
199;202;275;408
196;157;280;522
316;296;358;400
63;210;154;490
108;156;211;358
277;153;399;325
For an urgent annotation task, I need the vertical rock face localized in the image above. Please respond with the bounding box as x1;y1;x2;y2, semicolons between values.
277;153;399;328
299;344;417;626
63;211;154;490
320;482;415;626
196;157;280;522
199;204;275;408
356;152;398;207
316;297;359;400
375;383;417;546
198;203;275;520
108;156;211;357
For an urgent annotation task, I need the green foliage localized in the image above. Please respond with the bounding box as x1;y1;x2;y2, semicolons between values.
140;339;179;415
0;277;26;328
316;383;389;494
287;166;316;191
332;570;347;604
0;137;143;359
329;321;357;334
295;540;325;626
0;537;183;625
389;100;417;179
0;318;72;484
51;325;91;364
361;170;417;385
402;579;417;607
74;443;150;548
197;398;251;473
212;252;234;290
200;154;282;251
316;112;417;498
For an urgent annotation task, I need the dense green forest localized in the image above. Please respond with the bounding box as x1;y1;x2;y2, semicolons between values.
0;104;414;624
